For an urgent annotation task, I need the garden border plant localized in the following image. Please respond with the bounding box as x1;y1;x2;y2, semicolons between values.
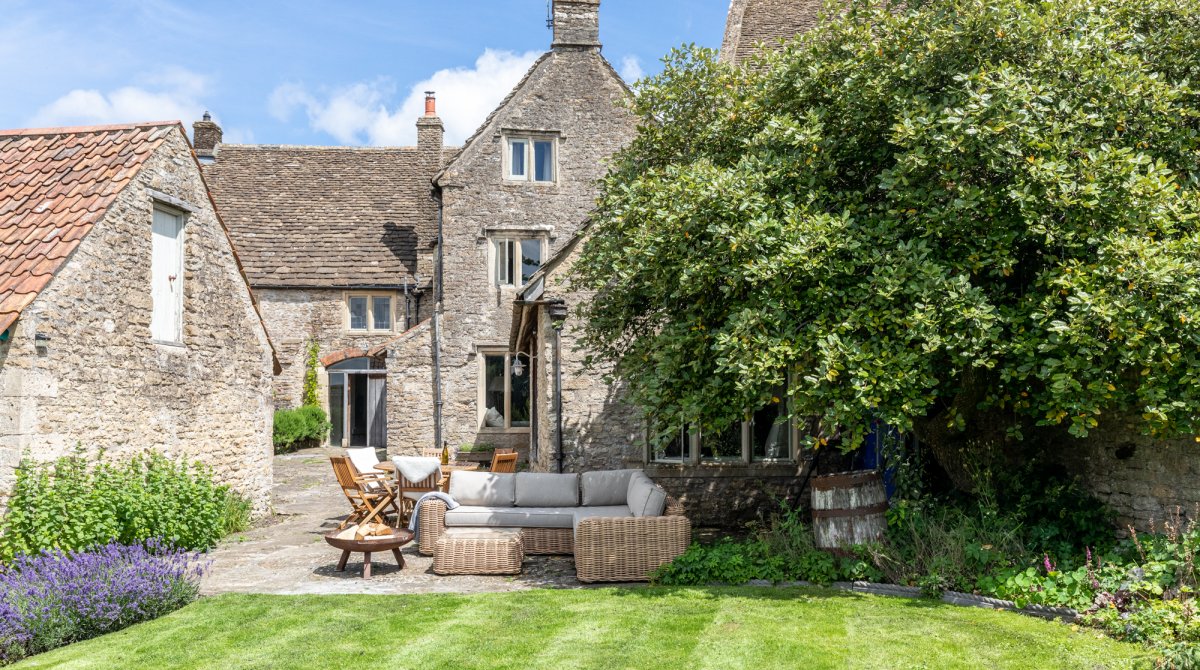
0;450;251;561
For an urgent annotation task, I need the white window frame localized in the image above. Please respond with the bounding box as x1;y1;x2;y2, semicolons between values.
343;292;396;333
477;348;532;433
503;135;558;184
491;236;546;288
150;205;186;345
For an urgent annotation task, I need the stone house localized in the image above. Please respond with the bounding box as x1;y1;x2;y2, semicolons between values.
201;100;450;450
0;122;278;509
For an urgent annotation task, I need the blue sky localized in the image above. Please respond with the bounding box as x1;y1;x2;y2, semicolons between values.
0;0;729;146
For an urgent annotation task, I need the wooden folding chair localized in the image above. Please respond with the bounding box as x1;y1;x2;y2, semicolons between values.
490;450;518;473
330;456;401;529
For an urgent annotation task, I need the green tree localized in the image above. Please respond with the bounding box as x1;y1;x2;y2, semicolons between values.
571;0;1200;485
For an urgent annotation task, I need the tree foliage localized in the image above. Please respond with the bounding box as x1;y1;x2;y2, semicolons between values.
571;0;1200;462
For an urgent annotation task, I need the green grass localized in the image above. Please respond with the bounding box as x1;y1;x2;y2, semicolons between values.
14;587;1146;670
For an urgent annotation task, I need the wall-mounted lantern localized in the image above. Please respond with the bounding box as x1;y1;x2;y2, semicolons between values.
34;332;50;354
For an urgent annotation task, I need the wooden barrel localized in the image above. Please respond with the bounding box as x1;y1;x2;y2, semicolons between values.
810;470;887;550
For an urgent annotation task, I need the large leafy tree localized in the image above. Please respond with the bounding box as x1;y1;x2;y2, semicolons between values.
572;0;1200;484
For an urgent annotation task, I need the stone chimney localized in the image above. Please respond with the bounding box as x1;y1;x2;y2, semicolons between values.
192;112;222;158
416;91;444;167
551;0;601;50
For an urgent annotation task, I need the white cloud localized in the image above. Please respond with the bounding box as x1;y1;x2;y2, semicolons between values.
268;48;541;146
29;67;209;128
619;56;644;83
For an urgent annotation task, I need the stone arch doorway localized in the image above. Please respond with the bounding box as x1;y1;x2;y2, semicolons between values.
327;356;387;449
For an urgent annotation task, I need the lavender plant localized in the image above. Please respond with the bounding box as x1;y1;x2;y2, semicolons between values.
0;541;206;664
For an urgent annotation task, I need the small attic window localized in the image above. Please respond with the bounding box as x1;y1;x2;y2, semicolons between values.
504;135;556;183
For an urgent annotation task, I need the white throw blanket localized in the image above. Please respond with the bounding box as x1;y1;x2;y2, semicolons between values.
407;491;459;540
392;456;442;484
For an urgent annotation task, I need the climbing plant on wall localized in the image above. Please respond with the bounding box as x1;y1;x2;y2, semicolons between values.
301;339;319;408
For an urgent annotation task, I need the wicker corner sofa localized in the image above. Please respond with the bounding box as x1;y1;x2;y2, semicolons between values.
418;469;691;582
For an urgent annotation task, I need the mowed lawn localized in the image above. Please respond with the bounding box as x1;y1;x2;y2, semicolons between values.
15;587;1145;670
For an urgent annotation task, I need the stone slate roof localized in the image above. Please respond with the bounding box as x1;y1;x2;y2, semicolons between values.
721;0;828;65
0;122;178;334
203;145;451;288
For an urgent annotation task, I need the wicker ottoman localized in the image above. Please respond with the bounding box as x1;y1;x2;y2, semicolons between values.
433;527;524;575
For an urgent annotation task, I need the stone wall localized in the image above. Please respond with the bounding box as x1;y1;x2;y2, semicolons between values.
1060;417;1200;531
255;287;429;409
0;130;275;509
420;43;637;455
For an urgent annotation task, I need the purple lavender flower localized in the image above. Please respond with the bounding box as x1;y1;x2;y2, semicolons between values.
1043;554;1056;574
0;541;207;663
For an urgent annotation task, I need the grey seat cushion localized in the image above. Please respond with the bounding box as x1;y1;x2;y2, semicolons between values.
580;469;640;506
444;506;575;529
571;505;633;533
447;471;516;507
626;471;668;517
515;473;579;507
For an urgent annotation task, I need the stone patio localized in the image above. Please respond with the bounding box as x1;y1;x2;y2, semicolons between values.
201;448;583;595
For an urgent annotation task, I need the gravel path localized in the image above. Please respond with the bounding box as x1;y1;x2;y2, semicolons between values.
201;448;584;595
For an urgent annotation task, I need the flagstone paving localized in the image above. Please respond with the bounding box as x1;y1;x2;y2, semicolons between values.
201;448;582;595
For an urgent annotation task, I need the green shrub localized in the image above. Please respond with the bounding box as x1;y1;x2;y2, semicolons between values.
0;451;248;561
273;405;330;453
653;501;882;586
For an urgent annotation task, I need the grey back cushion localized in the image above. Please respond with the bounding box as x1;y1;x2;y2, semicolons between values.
626;471;668;517
581;469;640;507
514;473;580;507
448;471;516;507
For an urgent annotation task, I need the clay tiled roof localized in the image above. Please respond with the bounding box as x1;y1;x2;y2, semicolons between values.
203;145;450;288
721;0;829;65
0;122;178;334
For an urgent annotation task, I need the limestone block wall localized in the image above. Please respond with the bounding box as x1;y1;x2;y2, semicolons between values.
0;131;275;509
1060;417;1200;531
255;287;428;409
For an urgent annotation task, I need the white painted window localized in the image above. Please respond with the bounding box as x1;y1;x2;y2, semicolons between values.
504;136;556;183
493;237;544;287
150;207;185;343
345;293;395;333
478;349;531;431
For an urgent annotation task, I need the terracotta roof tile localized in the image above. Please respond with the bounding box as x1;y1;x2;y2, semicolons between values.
0;121;179;333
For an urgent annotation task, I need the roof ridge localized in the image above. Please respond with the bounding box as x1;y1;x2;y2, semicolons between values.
219;143;429;152
0;120;182;138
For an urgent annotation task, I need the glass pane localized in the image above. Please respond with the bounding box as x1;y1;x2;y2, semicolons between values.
520;239;542;284
510;354;530;427
534;141;554;181
348;296;367;330
701;423;742;460
482;354;507;428
329;373;345;447
372;296;391;331
751;387;791;460
329;357;371;371
652;426;687;462
510;140;527;177
496;239;514;285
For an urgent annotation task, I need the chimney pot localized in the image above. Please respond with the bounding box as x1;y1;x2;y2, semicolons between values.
424;91;437;117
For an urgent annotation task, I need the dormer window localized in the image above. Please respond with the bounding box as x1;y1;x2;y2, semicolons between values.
505;136;556;183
